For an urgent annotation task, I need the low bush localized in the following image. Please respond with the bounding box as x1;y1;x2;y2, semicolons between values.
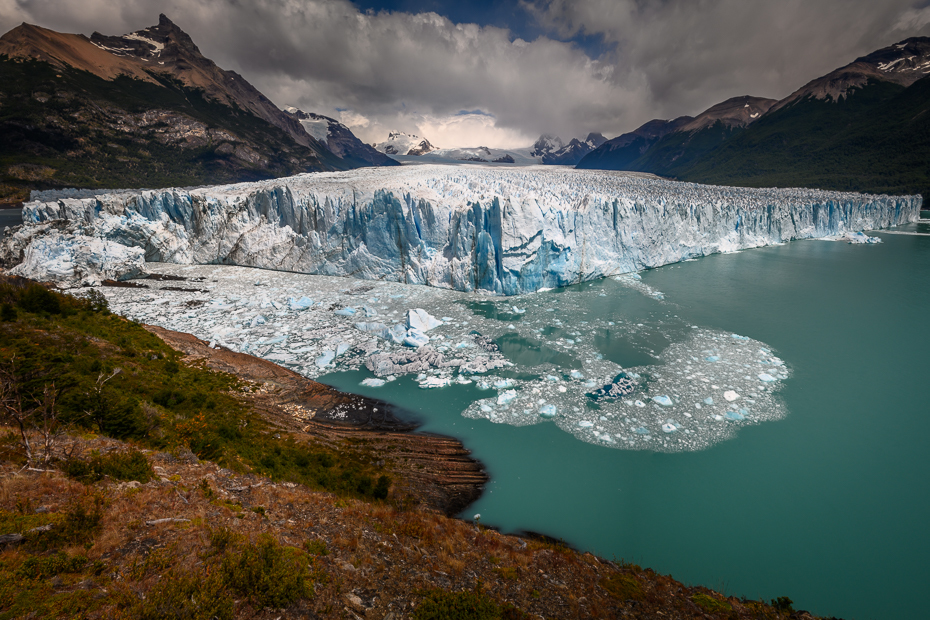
27;497;103;551
691;592;732;614
600;573;644;601
16;552;87;579
221;535;312;609
413;589;528;620
62;449;154;483
119;568;232;620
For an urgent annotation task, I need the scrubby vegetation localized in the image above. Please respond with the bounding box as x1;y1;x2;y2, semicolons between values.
0;277;390;501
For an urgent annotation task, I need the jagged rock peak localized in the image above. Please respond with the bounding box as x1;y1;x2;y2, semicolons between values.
90;13;201;60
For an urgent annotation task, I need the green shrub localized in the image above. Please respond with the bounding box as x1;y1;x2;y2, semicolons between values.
119;568;232;620
28;497;103;551
600;573;644;601
16;552;87;579
771;596;795;613
221;535;312;608
691;592;732;614
63;449;154;483
208;527;239;553
303;538;328;556
17;284;61;315
0;303;16;321
413;589;528;620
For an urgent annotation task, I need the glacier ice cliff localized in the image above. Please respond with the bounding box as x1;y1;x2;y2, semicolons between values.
5;165;922;293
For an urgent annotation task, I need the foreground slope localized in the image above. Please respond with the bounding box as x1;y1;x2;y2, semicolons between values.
6;165;920;294
0;15;347;204
0;276;835;620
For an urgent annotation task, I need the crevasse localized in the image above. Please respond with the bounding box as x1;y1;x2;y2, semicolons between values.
18;165;922;294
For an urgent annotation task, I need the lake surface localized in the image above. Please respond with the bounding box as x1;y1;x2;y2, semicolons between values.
95;219;929;620
321;225;930;620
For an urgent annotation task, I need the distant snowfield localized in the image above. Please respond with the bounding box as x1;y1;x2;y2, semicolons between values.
12;164;922;293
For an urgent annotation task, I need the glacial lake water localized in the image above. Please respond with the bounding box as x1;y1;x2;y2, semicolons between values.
319;225;930;620
95;220;929;620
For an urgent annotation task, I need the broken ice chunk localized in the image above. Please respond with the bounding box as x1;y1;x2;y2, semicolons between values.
703;397;714;405
315;351;335;367
497;390;518;405
723;390;740;402
380;324;408;344
403;329;430;348
661;422;677;433
538;404;557;418
355;321;388;333
705;355;720;362
419;376;451;388
250;315;266;327
406;308;443;331
652;395;674;407
288;296;314;311
334;307;357;316
578;420;594;428
336;343;351;356
493;379;514;389
361;378;386;387
758;373;776;382
634;426;650;435
570;370;585;379
725;410;745;421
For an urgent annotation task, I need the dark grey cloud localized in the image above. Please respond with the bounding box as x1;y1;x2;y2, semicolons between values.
2;0;930;146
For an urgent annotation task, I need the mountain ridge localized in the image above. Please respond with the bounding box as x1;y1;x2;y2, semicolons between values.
577;36;930;199
0;15;390;204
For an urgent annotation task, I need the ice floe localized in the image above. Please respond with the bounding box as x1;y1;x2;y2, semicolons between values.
87;261;791;453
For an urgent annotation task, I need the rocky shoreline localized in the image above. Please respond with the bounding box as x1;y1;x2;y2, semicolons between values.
146;325;488;516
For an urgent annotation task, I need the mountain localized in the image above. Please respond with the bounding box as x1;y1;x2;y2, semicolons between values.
578;37;930;200
374;132;437;156
0;15;350;204
577;95;775;173
284;107;398;168
531;133;607;165
575;117;693;170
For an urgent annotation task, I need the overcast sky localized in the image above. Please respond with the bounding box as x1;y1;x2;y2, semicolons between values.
3;0;930;148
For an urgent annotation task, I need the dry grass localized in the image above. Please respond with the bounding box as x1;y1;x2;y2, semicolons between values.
0;428;820;620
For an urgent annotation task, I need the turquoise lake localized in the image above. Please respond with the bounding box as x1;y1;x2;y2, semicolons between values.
322;223;930;620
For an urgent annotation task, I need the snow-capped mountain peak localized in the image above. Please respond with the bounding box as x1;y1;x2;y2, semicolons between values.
284;106;399;168
374;132;438;156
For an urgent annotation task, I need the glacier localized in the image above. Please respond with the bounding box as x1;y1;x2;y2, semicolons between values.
6;165;922;293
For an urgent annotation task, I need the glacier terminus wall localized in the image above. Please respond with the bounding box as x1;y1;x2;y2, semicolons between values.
8;165;923;292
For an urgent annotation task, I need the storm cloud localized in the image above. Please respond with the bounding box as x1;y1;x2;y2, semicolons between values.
2;0;929;147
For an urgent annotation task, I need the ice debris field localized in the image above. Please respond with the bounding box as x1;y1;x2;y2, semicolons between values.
92;262;790;453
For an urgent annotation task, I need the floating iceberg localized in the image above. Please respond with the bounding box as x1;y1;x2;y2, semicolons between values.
288;296;314;310
539;404;557;418
407;308;443;331
652;395;674;407
497;390;518;405
403;329;430;348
